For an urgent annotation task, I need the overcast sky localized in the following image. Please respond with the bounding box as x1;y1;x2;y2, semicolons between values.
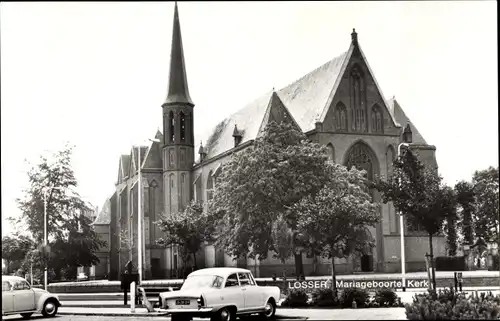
1;1;498;236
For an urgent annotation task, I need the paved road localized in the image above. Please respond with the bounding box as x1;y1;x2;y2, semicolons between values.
2;308;405;320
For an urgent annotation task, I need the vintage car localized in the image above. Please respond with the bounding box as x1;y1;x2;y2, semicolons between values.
2;275;62;319
158;267;280;321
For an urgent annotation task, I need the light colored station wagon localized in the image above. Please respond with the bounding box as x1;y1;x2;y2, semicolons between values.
158;267;280;321
2;275;62;319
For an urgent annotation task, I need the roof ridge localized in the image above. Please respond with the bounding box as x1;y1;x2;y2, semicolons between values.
278;51;348;93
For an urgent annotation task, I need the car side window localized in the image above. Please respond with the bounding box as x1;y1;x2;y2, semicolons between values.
2;281;11;292
225;274;239;287
13;281;30;291
246;273;256;286
212;276;224;288
238;273;250;286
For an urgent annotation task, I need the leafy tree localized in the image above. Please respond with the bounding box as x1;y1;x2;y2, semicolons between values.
156;201;215;272
472;166;499;248
1;234;36;274
209;121;332;277
13;144;105;282
295;163;379;296
373;147;456;291
455;180;476;246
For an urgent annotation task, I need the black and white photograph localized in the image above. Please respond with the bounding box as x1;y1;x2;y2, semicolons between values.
1;1;498;320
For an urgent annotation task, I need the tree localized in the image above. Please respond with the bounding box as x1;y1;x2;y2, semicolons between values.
209;121;332;277
295;163;379;296
455;180;476;246
156;201;215;274
373;147;456;291
14;144;105;281
1;234;36;274
472;166;499;248
444;208;458;256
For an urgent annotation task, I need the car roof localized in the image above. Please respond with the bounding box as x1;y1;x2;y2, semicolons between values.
188;267;252;277
1;275;26;282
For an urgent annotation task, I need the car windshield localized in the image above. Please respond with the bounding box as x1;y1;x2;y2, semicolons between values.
181;275;223;290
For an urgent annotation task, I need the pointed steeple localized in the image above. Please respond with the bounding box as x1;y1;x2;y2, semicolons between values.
164;1;193;106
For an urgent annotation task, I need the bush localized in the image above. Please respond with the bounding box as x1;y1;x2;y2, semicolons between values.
374;288;400;307
281;288;309;308
340;288;369;308
435;256;466;271
310;288;341;308
405;288;500;320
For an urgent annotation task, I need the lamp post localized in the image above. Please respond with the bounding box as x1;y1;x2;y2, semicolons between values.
43;186;65;291
397;123;413;292
136;138;160;284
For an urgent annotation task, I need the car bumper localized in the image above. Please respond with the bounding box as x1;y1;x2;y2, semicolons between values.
157;307;213;315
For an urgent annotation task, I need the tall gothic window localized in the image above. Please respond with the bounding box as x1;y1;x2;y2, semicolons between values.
335;102;348;131
371;105;383;133
180;112;186;142
327;143;335;163
149;180;158;224
207;171;214;201
169;174;174;215
169;111;175;143
345;142;376;199
350;65;366;132
180;173;186;211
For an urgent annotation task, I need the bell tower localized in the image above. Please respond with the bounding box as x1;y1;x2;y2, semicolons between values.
162;1;194;220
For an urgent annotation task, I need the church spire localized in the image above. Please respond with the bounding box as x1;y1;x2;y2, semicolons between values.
164;1;193;106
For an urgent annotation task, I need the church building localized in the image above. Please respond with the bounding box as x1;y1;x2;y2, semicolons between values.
92;3;446;280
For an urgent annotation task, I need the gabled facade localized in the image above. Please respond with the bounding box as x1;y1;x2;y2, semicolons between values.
93;4;446;280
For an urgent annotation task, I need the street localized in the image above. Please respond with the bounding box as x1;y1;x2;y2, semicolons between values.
2;307;407;321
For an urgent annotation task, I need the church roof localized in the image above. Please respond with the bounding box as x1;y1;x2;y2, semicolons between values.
203;91;274;160
93;198;111;225
386;97;427;144
120;155;131;177
278;51;349;132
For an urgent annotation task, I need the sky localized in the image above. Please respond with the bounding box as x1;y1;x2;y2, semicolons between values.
1;1;498;237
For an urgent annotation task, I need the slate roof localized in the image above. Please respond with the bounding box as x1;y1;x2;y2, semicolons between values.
120;155;131;178
278;51;349;132
385;97;427;144
93;198;111;225
202;91;274;160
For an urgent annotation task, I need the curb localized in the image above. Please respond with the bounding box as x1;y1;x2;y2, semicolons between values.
58;311;168;317
58;311;306;319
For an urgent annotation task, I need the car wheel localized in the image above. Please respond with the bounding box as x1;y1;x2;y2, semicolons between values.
20;313;33;319
210;307;234;321
41;299;58;318
259;300;276;319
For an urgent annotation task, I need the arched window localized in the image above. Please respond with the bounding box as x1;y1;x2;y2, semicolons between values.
344;142;378;199
169;111;175;143
180;173;186;211
169;174;174;214
335;102;348;131
350;65;366;132
207;171;214;201
371;105;383;133
180;112;186;142
327;143;335;163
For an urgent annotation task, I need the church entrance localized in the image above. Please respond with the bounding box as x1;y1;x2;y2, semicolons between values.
361;254;374;272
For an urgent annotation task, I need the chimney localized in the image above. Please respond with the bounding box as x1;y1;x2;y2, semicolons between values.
233;124;243;147
198;141;207;162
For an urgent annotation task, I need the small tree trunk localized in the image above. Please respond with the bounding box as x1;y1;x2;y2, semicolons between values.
293;253;304;280
193;253;197;270
331;257;337;298
429;233;437;291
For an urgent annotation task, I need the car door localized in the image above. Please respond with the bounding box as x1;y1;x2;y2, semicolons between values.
2;281;14;313
239;272;262;309
12;280;36;312
221;273;244;309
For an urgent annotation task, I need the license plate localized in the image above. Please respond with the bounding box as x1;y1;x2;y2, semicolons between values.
176;300;190;305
